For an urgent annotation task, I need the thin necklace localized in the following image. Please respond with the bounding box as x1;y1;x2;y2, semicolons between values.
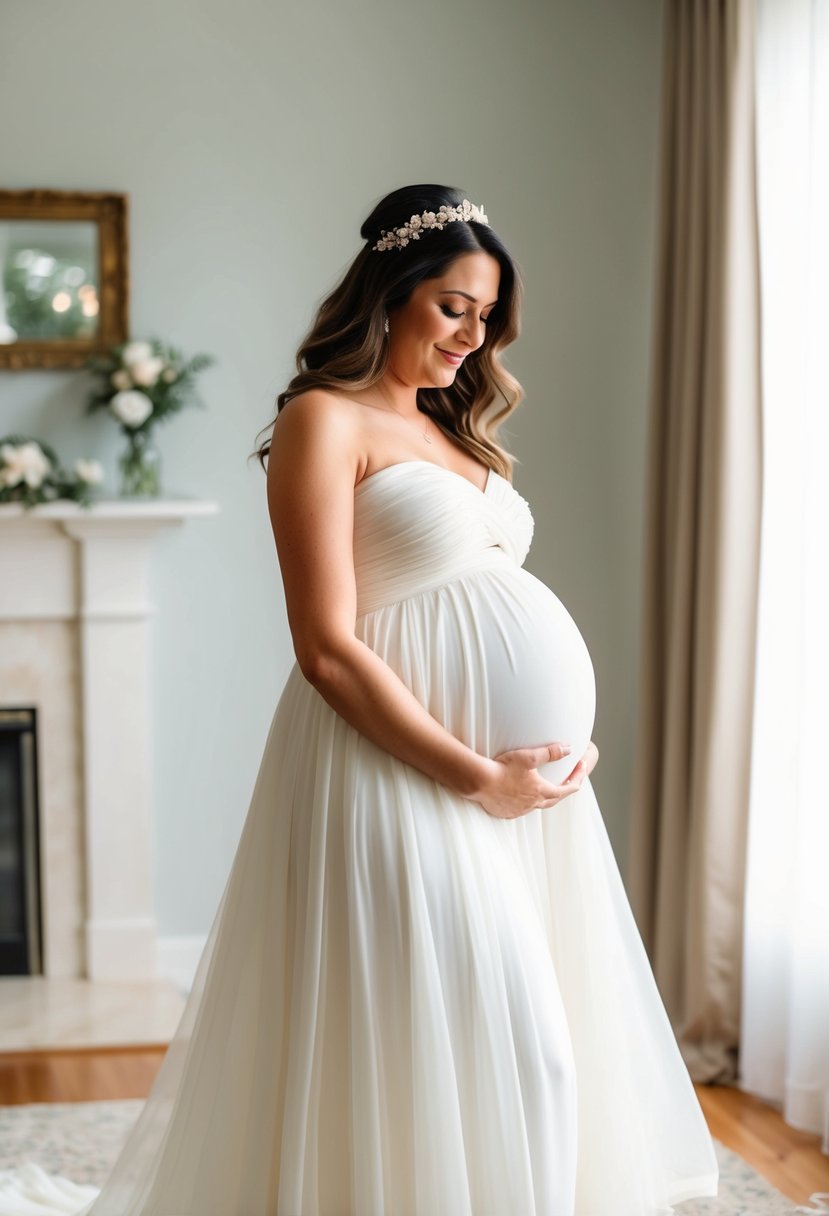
379;398;433;444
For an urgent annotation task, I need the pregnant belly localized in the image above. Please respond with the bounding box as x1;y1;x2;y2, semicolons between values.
464;567;597;787
357;564;597;790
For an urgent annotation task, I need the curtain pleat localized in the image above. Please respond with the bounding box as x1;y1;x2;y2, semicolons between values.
628;0;763;1084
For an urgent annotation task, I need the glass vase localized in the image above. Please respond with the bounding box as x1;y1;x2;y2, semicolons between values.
119;429;161;498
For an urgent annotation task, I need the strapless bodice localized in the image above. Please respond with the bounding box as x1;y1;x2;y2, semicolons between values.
353;460;535;616
352;459;595;785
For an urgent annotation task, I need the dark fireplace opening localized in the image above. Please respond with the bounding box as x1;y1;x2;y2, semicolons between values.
0;707;43;975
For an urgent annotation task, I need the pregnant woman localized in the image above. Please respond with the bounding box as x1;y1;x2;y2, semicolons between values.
0;185;718;1215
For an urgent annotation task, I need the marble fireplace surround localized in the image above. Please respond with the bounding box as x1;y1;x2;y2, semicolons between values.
0;499;217;981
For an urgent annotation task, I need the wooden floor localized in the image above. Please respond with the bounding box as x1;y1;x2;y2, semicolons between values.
695;1081;829;1207
1;1047;828;1206
0;1044;166;1106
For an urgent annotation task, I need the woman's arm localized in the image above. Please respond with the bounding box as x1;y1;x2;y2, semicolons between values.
266;391;581;816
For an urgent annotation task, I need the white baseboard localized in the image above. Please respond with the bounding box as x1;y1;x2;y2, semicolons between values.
156;935;207;994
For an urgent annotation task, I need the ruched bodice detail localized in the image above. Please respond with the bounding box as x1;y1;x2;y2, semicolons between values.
353;460;535;616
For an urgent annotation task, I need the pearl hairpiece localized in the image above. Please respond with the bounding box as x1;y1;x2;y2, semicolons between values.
372;199;489;251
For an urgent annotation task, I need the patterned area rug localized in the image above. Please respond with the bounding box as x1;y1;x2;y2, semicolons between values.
0;1099;823;1214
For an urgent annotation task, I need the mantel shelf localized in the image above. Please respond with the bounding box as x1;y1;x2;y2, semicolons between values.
0;497;219;526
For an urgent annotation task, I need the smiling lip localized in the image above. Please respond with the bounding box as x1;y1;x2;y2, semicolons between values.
437;348;465;365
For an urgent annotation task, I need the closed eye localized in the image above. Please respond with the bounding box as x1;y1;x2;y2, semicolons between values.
440;305;494;324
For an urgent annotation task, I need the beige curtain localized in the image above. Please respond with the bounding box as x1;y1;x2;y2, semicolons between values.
628;0;763;1084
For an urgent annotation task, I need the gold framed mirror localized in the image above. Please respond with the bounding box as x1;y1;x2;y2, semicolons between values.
0;189;129;370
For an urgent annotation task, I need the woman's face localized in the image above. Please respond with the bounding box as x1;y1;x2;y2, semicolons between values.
386;251;501;388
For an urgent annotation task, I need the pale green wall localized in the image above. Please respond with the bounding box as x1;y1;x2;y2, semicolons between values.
0;0;663;934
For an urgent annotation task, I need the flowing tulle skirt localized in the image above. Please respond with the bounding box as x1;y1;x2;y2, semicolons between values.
0;646;717;1214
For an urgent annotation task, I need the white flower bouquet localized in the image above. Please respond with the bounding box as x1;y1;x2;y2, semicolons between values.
87;338;215;496
0;436;103;509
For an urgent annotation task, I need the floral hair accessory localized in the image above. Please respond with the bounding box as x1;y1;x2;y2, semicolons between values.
372;200;489;251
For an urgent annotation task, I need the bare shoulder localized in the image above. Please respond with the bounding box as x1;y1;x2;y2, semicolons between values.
272;389;361;450
269;389;364;484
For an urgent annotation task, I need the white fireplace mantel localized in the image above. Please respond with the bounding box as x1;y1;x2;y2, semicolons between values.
0;498;218;981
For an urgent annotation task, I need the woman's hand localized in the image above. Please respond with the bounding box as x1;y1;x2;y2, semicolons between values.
473;739;600;820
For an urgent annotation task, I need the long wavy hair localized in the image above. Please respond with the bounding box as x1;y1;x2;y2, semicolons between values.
255;183;525;480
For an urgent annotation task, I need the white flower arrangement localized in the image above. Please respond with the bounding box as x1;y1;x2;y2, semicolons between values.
87;337;214;434
0;437;100;508
87;336;214;497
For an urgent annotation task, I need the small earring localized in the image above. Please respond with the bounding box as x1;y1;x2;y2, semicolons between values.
384;315;390;335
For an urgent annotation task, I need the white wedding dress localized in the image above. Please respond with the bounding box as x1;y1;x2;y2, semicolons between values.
0;461;719;1215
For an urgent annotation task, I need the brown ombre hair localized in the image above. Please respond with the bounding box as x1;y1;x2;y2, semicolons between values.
255;184;525;480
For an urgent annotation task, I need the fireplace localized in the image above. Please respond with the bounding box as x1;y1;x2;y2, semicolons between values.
0;497;217;980
0;707;43;974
